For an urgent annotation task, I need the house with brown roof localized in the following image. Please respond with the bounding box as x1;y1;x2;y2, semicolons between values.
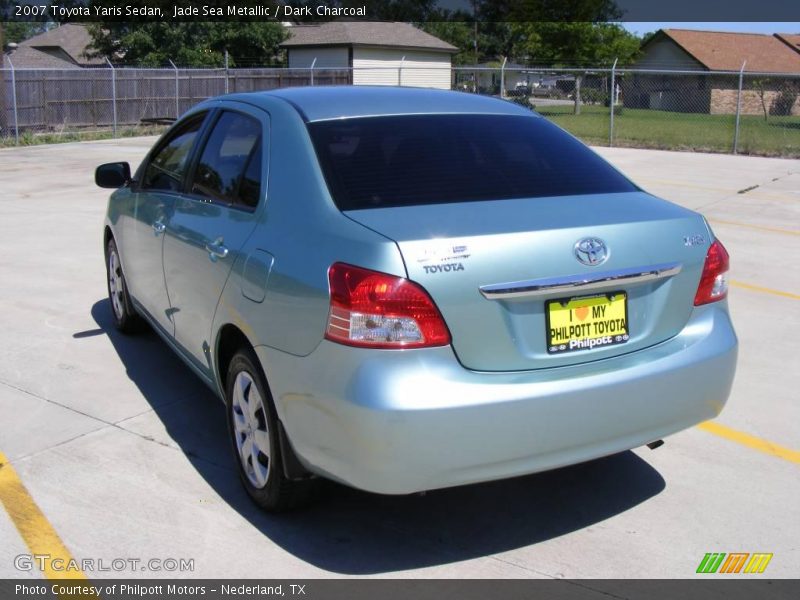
3;45;80;70
629;29;800;116
6;24;103;69
280;22;458;90
21;23;104;67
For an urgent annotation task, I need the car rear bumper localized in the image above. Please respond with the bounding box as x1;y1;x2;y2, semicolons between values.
256;303;737;494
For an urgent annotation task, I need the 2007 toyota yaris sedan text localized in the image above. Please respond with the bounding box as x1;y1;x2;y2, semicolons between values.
96;86;737;511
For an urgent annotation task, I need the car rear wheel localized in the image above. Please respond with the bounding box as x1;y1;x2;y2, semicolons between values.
225;349;317;511
105;238;143;333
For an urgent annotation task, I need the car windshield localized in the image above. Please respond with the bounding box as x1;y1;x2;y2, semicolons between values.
308;114;637;211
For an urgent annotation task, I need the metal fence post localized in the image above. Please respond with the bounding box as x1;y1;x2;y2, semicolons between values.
169;59;179;118
224;50;230;94
398;55;405;86
106;57;117;138
609;58;618;147
8;56;18;145
733;60;746;154
310;57;317;86
500;56;507;99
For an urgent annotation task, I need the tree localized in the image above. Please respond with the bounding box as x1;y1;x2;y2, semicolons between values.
87;22;288;67
508;22;640;67
419;1;628;66
473;0;626;61
2;22;49;45
507;22;641;113
419;21;476;65
752;79;770;122
640;31;657;46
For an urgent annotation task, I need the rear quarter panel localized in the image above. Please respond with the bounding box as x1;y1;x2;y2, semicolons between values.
210;97;406;391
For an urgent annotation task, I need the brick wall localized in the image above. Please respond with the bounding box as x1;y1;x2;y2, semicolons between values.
710;82;800;116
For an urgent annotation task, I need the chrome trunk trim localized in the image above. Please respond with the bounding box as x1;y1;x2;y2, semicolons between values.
479;262;683;300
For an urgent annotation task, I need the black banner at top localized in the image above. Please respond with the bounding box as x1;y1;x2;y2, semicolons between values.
2;0;800;23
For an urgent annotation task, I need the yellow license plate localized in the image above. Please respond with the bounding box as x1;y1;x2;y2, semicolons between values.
546;292;629;354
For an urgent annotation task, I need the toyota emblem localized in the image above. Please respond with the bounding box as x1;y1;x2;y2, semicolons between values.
574;238;609;266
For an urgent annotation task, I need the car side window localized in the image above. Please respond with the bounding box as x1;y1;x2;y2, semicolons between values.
238;143;262;209
141;114;205;192
190;111;263;209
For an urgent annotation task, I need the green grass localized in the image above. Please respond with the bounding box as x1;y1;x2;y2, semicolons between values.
3;108;798;158
535;105;800;158
0;125;168;148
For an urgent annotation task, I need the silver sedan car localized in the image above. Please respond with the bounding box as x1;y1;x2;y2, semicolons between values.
96;87;737;511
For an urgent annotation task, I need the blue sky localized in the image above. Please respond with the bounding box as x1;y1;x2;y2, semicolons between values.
622;22;800;36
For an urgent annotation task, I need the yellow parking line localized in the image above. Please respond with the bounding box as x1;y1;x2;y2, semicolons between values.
0;451;88;580
709;218;800;237
731;280;800;301
639;178;738;195
698;422;800;465
639;178;797;202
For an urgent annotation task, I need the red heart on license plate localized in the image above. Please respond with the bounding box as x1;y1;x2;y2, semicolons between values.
575;306;589;321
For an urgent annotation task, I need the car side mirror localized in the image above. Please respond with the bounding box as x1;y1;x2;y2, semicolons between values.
95;162;131;188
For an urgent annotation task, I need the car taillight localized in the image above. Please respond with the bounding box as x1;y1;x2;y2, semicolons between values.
325;263;451;349
694;240;730;306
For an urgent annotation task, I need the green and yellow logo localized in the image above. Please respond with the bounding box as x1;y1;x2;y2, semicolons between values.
696;553;773;574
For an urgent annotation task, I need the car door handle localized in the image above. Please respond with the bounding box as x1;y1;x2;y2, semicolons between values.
152;220;166;235
205;237;229;262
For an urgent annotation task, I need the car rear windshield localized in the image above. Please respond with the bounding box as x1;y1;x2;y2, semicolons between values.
308;114;637;211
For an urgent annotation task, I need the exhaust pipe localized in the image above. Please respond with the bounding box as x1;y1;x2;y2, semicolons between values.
647;440;664;450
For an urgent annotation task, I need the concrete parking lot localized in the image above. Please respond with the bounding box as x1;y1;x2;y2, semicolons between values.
0;137;797;579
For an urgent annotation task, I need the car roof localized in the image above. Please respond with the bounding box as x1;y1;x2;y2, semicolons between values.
224;86;539;122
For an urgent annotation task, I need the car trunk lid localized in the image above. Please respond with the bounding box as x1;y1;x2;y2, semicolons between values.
345;191;711;371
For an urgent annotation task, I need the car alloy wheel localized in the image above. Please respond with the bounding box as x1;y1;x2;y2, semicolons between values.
225;350;319;511
105;238;142;333
230;370;271;488
107;246;125;321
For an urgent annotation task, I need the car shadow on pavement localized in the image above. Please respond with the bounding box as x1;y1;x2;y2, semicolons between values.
89;298;666;575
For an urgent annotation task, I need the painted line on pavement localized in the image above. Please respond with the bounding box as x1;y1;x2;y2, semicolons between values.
0;451;88;580
698;422;800;465
709;218;800;237
639;178;797;203
731;280;800;301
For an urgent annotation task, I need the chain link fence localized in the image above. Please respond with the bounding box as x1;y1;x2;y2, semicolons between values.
0;63;351;145
453;65;800;157
2;63;798;157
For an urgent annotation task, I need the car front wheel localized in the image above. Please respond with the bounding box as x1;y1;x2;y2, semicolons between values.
105;238;142;333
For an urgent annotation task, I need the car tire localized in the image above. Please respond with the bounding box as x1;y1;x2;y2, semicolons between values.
225;349;318;511
105;238;143;333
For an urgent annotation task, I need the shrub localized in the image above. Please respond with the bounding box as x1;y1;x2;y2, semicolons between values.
770;86;799;117
508;94;534;110
582;89;608;105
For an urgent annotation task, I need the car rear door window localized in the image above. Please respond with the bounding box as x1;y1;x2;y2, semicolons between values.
237;143;263;209
190;111;262;209
309;114;638;210
141;114;206;192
